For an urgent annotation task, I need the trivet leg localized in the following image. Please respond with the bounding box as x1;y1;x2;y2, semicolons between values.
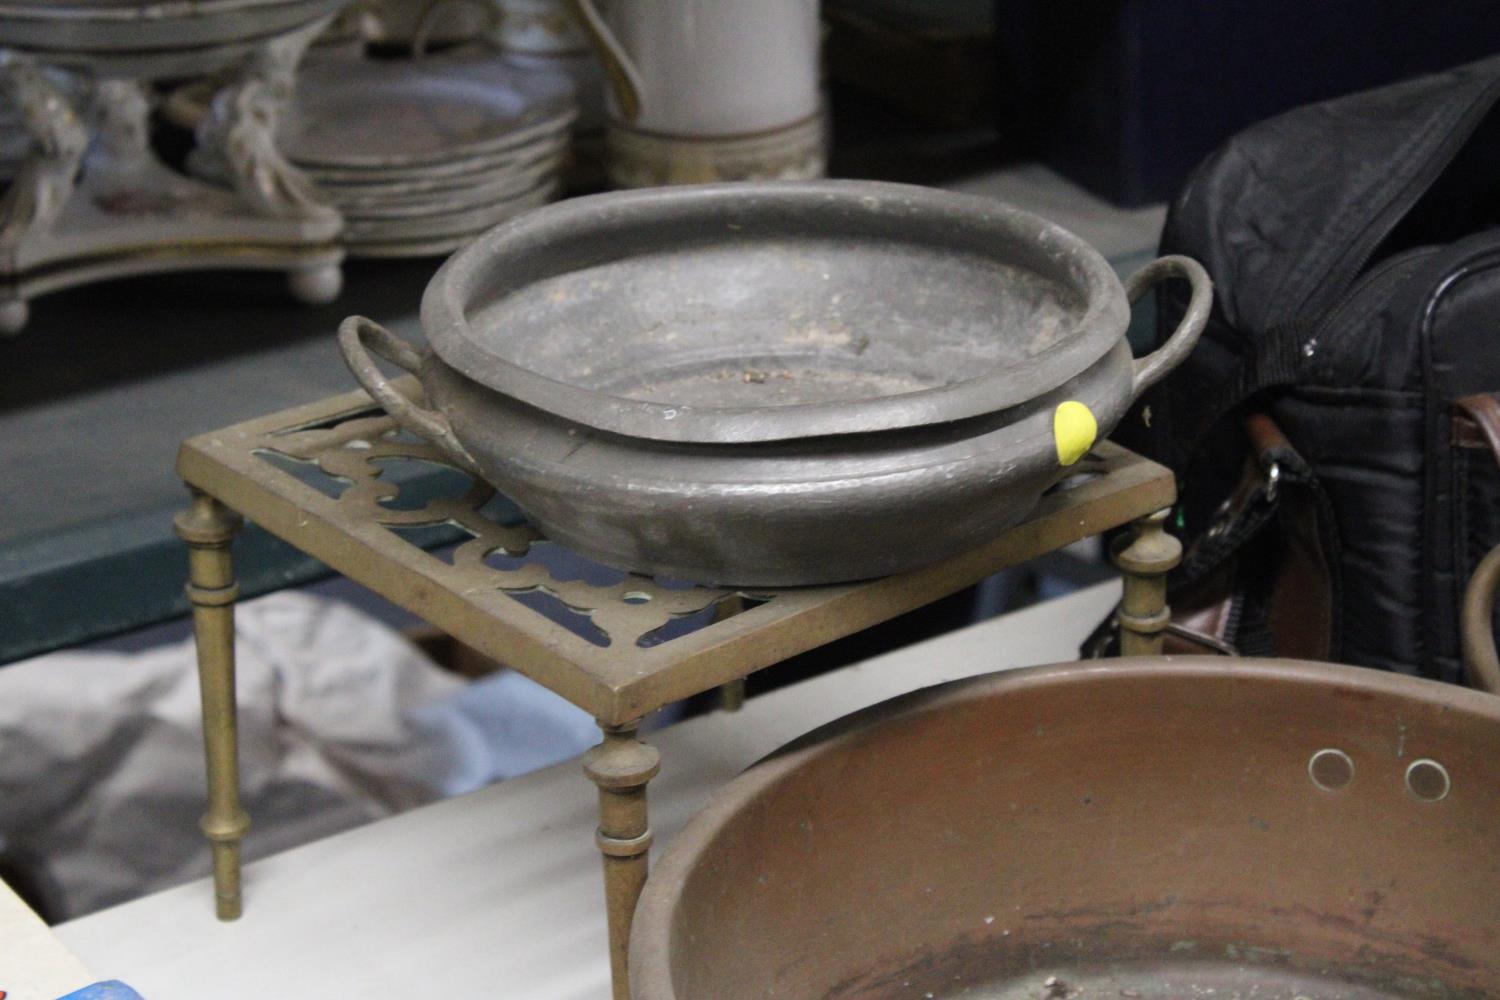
1111;507;1182;657
584;721;661;1000
175;490;250;921
717;677;747;712
713;596;748;712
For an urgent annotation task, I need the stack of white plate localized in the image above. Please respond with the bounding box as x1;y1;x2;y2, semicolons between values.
279;49;576;257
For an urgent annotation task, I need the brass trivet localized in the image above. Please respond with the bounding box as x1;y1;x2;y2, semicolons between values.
175;380;1178;999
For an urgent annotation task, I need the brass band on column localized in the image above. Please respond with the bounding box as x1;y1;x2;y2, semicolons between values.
1112;508;1182;657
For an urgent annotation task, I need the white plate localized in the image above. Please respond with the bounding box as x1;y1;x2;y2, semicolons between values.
342;179;556;242
307;130;568;193
280;52;575;169
328;155;562;217
299;115;571;183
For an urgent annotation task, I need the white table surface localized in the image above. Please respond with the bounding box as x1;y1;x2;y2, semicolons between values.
55;582;1121;1000
1;880;93;1000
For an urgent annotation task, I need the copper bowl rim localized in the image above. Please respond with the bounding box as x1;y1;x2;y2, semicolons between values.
629;656;1500;1000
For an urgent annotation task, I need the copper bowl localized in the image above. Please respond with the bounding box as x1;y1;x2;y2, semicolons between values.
631;658;1500;999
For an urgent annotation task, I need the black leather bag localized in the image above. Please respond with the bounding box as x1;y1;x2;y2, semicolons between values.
1116;54;1500;682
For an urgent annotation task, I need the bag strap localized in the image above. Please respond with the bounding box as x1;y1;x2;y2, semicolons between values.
1176;412;1309;587
1453;392;1500;465
1169;412;1342;660
1165;310;1312;470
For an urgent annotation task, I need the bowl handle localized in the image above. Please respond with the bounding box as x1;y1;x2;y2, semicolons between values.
337;315;479;472
1124;255;1213;401
1462;543;1500;694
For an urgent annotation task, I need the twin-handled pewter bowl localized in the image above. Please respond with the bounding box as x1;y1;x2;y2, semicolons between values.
340;180;1211;585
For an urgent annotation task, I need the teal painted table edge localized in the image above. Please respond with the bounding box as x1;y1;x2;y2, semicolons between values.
0;470;521;665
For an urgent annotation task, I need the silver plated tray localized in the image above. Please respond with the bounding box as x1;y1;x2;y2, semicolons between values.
0;0;347;54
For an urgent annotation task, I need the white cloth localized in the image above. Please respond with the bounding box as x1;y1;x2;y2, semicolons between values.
0;592;595;918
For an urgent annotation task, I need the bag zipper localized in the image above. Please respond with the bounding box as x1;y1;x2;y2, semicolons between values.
1302;245;1443;362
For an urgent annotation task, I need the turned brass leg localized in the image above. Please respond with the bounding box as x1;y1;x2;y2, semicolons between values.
1111;507;1182;657
716;677;747;712
584;721;660;1000
175;490;250;920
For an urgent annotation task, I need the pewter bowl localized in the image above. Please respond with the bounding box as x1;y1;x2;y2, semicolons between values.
420;181;1133;444
340;181;1210;585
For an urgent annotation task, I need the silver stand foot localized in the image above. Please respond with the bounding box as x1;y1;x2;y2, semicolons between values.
0;298;29;335
287;262;342;305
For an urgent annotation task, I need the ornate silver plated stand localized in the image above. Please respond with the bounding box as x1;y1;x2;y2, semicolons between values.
0;17;344;334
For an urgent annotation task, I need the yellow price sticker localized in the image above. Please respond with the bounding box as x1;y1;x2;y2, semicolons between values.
1053;400;1097;467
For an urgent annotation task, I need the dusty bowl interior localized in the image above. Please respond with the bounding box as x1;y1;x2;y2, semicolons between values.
631;659;1500;1000
468;236;1076;408
424;181;1126;443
